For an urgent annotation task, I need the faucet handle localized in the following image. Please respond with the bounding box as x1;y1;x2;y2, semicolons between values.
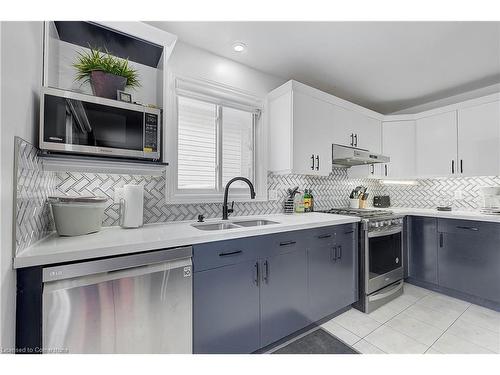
197;214;205;222
228;201;235;214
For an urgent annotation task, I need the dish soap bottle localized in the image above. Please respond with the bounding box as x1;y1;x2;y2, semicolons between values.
294;191;305;213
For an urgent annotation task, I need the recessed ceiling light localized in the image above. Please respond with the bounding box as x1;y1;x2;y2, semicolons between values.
232;42;247;53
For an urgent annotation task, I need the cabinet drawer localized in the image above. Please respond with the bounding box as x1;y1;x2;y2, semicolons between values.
193;236;263;272
265;230;307;257
437;219;499;235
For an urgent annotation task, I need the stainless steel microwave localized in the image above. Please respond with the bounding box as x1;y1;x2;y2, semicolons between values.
40;87;161;161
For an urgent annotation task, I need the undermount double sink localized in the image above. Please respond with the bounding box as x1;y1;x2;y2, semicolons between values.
192;219;279;231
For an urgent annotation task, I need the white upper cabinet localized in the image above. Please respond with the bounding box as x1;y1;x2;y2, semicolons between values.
292;91;334;176
457;100;500;177
268;80;384;177
332;105;383;178
381;121;416;178
416;111;458;177
268;82;334;176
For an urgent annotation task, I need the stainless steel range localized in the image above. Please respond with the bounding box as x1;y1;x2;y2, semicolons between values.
318;208;405;313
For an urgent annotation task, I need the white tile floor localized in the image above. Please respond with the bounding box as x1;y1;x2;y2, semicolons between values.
321;283;500;354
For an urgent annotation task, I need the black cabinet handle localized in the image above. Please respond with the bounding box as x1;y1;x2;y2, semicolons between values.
354;134;358;147
337;245;342;260
279;240;296;246
456;226;479;231
311;154;315;170
460;159;463;174
344;230;354;235
316;155;320;170
451;160;455;174
254;262;259;286
371;164;374;174
385;164;388;176
318;234;332;239
331;247;337;262
263;260;269;283
350;133;354;146
439;233;443;248
219;250;242;257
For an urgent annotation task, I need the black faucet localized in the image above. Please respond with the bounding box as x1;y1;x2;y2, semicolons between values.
222;177;256;220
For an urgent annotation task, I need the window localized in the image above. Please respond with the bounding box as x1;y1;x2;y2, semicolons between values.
175;94;258;198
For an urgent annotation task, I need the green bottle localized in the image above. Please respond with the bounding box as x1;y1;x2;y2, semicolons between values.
303;189;311;212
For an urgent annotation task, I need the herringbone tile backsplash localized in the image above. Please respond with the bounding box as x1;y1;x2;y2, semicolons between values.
14;138;57;253
54;169;383;227
14;136;500;253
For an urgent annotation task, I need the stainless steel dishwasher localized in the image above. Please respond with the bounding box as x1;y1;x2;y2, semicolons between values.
42;246;192;354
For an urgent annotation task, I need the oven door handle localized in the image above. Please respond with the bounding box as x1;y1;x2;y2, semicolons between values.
368;227;402;238
368;280;404;302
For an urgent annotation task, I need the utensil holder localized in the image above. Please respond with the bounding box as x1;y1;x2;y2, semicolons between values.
359;199;367;209
284;198;295;214
349;198;359;209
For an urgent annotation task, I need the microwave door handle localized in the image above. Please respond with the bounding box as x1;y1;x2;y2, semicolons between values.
66;99;92;134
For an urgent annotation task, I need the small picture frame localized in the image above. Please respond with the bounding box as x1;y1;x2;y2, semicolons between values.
117;90;132;103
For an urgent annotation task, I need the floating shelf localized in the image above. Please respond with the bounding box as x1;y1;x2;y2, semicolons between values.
54;21;164;68
40;154;168;177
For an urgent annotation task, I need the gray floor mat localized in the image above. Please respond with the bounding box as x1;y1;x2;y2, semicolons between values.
272;328;359;354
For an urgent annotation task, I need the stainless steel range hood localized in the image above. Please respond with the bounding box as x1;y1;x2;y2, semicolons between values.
332;144;390;168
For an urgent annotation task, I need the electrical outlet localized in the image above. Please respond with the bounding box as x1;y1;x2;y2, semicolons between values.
454;190;463;200
268;189;278;201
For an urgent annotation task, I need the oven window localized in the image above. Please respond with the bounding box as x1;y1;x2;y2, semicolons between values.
368;232;402;279
43;94;143;151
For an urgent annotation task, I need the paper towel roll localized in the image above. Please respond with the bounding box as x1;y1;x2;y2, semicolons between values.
121;184;144;228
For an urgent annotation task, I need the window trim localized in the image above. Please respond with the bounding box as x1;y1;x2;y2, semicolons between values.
166;74;267;204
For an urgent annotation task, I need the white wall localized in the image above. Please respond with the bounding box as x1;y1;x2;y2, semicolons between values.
167;41;285;97
0;21;43;351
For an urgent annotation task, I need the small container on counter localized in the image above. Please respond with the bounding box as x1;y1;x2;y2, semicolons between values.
48;196;108;236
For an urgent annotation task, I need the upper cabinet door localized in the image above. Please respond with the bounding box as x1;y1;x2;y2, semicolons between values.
332;105;357;146
416;111;457;177
292;91;334;176
332;105;382;178
457;100;500;177
382;121;416;178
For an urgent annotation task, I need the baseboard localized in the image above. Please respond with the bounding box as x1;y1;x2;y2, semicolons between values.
405;278;500;312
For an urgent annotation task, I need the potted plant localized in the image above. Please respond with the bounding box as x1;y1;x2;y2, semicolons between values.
73;47;140;99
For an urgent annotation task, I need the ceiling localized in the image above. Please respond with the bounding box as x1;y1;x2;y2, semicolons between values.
148;21;500;114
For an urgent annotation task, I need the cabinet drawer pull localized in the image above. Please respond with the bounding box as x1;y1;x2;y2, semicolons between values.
311;154;315;170
279;240;296;246
317;234;332;239
316;155;320;171
456;226;478;231
460;159;463;174
336;245;342;260
350;133;354;146
451;160;455;174
439;233;443;248
344;230;354;234
218;250;243;257
354;134;358;147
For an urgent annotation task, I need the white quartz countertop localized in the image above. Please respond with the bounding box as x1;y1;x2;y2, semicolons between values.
13;213;360;269
379;207;500;223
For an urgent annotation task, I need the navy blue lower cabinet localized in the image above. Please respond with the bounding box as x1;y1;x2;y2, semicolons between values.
438;219;500;304
307;224;357;322
193;259;261;354
260;248;308;347
409;216;438;284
